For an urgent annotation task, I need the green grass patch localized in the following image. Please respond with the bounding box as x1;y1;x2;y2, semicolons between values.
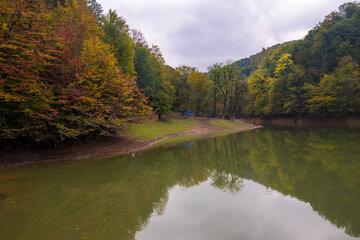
210;119;252;129
122;119;198;140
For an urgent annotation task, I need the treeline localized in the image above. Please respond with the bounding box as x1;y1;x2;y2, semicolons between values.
0;0;178;146
164;62;248;119
167;2;360;119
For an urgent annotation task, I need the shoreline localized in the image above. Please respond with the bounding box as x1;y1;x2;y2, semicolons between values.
0;117;261;170
261;116;360;126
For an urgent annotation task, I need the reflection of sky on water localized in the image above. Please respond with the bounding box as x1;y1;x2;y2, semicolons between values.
137;180;357;240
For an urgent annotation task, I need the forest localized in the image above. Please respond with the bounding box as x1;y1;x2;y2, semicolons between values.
1;0;360;146
172;2;360;118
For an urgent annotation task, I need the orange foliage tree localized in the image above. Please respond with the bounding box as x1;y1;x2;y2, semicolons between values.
0;0;149;146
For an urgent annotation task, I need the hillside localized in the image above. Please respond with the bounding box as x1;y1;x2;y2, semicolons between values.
234;2;360;116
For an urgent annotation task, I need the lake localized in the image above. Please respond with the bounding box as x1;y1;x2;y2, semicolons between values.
0;127;359;240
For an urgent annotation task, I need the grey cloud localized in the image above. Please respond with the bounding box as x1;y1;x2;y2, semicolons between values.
98;0;346;71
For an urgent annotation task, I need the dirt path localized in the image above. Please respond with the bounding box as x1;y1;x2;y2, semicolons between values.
0;116;261;169
190;116;214;134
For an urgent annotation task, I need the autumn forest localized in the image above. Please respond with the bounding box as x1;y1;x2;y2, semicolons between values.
1;0;360;147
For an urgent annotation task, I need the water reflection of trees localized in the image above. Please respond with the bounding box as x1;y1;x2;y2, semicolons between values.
231;128;360;237
149;127;360;237
0;127;360;239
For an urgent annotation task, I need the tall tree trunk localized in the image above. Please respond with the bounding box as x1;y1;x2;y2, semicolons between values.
213;92;217;117
222;97;227;118
196;99;200;116
228;98;233;119
233;86;239;118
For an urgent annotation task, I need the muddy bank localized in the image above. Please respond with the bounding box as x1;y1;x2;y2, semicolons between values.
262;116;360;126
0;117;259;169
0;136;154;169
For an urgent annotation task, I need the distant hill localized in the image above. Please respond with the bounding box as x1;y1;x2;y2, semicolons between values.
235;44;281;77
236;2;360;116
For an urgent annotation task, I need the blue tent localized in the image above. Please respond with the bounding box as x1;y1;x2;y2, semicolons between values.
181;110;193;116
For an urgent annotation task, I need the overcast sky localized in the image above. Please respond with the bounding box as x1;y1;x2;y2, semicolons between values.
97;0;346;71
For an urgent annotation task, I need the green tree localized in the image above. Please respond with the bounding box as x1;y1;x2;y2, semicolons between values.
170;65;197;111
228;66;248;119
102;10;135;75
306;56;360;114
247;69;268;116
131;30;178;117
209;62;247;118
133;32;165;97
187;72;212;116
152;80;175;118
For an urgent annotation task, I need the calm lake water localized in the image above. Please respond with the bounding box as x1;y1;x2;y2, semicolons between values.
0;127;360;240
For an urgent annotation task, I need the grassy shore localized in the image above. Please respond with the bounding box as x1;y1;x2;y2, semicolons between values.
0;113;258;168
122;118;198;140
121;114;254;142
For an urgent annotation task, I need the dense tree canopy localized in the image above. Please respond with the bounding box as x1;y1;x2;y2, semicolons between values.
0;0;149;146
